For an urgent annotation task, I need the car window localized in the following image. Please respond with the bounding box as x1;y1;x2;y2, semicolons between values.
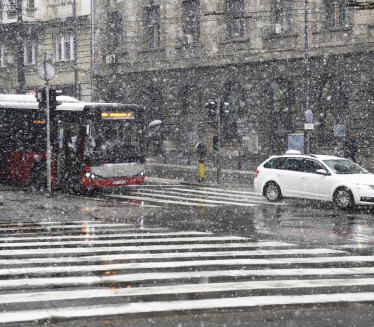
280;158;303;172
263;157;285;169
303;159;326;174
323;159;368;174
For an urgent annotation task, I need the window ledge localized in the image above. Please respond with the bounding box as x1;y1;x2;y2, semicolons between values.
263;33;298;41
219;38;250;45
139;47;166;54
313;26;352;35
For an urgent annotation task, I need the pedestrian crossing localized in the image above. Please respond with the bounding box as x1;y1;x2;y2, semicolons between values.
106;184;285;207
2;219;374;324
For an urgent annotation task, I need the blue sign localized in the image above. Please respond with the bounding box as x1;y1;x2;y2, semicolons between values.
288;134;304;154
305;110;313;123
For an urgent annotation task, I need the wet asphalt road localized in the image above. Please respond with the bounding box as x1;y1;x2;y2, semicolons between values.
2;182;374;326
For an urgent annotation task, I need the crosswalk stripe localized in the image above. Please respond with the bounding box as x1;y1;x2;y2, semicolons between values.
0;222;136;231
3;292;374;324
2;278;374;305
112;191;257;207
0;235;248;248
3;267;374;289
1;241;291;256
132;188;273;205
106;194;219;207
0;245;305;265
0;231;211;242
2;253;358;276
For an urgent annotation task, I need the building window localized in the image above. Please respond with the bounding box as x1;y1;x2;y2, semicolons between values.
182;0;200;44
270;80;295;153
0;45;5;67
223;83;246;145
8;0;16;18
27;0;34;10
56;33;75;62
226;0;244;39
24;41;35;65
273;0;293;34
143;5;160;48
325;0;346;28
108;11;123;53
319;78;347;145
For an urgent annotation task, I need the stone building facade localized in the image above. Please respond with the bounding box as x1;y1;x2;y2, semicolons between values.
1;0;374;166
93;0;374;166
0;0;92;99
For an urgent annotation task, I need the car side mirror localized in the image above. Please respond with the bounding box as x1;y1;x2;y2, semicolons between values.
316;169;329;175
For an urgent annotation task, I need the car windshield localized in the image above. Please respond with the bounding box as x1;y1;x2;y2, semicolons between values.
323;159;368;175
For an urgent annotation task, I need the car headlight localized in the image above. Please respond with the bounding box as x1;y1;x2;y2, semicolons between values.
357;184;374;190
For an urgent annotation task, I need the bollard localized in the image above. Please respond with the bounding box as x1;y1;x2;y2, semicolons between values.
198;159;205;182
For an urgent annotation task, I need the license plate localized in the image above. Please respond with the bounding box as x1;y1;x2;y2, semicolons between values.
113;180;125;185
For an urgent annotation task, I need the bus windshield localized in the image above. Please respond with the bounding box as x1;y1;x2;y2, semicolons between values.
84;120;143;164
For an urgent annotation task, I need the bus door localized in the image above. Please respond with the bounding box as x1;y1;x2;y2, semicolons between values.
55;120;82;187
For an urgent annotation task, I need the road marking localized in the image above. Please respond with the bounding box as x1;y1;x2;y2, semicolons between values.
3;292;374;323
0;231;211;242
0;241;282;256
2;253;355;276
106;194;219;207
2;267;374;289
112;191;257;207
0;235;249;248
1;278;374;304
133;188;272;205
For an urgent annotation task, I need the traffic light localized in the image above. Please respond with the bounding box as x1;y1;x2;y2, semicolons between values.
36;87;62;110
36;87;47;109
205;101;217;118
220;102;229;119
49;88;62;109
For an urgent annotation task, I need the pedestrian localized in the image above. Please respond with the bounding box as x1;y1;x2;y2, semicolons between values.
343;133;358;162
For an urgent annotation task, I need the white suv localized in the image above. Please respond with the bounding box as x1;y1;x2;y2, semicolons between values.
254;154;374;209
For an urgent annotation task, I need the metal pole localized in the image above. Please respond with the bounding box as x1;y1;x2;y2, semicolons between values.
216;99;221;184
16;0;25;94
91;0;95;100
45;83;51;193
73;0;80;99
304;0;310;154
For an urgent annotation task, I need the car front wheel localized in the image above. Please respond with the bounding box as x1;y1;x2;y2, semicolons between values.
333;187;354;209
264;182;282;202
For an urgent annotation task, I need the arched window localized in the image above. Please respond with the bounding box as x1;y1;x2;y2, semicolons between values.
318;78;347;145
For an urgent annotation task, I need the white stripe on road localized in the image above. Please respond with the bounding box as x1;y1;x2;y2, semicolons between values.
0;244;301;265
1;253;354;276
0;241;280;256
0;222;137;231
1;278;373;304
106;194;218;207
2;267;374;289
118;191;258;207
0;235;248;248
135;187;265;202
0;231;211;242
3;292;374;323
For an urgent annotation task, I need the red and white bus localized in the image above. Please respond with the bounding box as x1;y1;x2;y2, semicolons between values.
0;94;146;191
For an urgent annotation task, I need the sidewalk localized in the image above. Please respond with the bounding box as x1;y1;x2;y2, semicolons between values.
146;155;257;186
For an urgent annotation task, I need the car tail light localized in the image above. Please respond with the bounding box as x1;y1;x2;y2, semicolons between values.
255;169;259;178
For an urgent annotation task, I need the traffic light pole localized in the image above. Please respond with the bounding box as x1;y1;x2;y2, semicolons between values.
45;82;52;194
216;99;221;184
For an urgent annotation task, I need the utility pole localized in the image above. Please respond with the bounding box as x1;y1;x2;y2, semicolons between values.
304;0;310;154
16;0;25;94
73;0;80;99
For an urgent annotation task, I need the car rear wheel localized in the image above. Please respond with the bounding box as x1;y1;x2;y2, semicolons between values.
333;187;354;209
264;182;282;202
